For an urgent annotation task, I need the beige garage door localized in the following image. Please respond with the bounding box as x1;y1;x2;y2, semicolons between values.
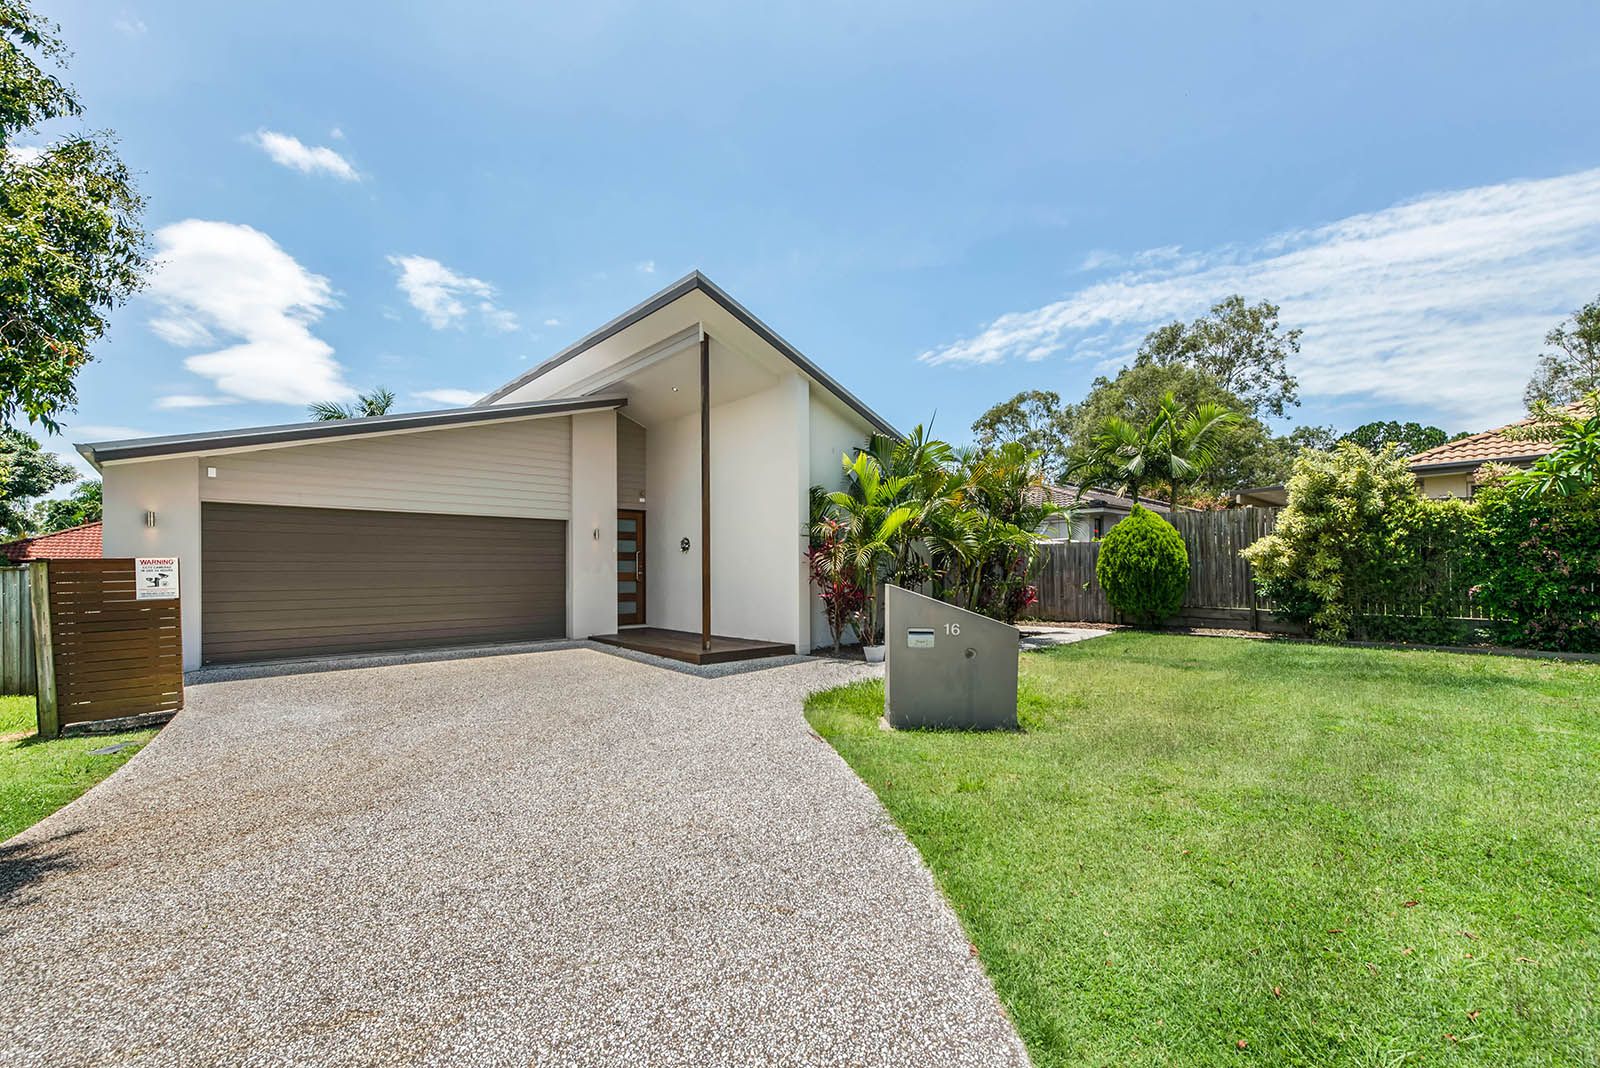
201;503;566;664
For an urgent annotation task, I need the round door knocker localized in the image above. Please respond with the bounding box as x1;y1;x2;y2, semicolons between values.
680;537;691;553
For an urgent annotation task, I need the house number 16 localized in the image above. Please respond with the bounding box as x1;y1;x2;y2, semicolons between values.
944;623;961;636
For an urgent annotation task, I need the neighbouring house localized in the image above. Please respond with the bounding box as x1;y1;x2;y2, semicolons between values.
1230;407;1568;506
1032;484;1170;541
80;272;895;670
1404;411;1562;498
0;520;103;562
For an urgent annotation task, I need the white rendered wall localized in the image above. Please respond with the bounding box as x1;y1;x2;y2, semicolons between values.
101;457;204;670
568;410;618;639
642;376;811;648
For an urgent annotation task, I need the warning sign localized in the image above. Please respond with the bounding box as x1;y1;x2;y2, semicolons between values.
135;557;179;601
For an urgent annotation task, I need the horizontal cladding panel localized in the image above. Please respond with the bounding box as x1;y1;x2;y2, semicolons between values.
199;416;572;519
201;503;567;664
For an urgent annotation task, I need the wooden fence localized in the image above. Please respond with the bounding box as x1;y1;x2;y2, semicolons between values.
1030;507;1495;632
0;566;37;695
34;559;183;736
1031;508;1301;632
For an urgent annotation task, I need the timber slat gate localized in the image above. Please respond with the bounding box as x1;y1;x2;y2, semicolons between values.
33;559;183;736
0;566;37;695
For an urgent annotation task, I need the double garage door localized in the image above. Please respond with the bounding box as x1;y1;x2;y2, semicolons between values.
201;503;566;665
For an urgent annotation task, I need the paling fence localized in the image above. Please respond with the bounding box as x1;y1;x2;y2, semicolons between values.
0;566;37;695
1029;508;1495;633
1030;508;1296;630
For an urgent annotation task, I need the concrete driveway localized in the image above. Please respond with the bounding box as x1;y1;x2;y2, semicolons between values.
0;645;1029;1067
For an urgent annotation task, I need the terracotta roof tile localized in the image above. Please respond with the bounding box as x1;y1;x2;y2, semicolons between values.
1;520;103;562
1404;409;1574;470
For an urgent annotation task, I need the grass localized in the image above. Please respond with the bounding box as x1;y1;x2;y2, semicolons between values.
0;694;159;842
806;633;1600;1067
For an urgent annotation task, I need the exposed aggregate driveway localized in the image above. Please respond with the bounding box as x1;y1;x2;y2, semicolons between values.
0;645;1029;1067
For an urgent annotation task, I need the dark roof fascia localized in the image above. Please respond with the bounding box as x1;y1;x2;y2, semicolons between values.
477;270;899;439
77;395;627;469
1408;454;1544;474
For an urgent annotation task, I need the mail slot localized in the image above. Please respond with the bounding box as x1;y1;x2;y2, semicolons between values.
883;585;1018;730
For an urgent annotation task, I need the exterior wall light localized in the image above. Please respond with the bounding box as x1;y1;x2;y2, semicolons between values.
144;510;158;528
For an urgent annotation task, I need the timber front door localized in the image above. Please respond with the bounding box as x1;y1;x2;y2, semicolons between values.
617;510;646;625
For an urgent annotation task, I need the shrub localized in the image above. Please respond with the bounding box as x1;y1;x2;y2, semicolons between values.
1097;505;1188;623
1242;443;1479;641
1466;481;1600;651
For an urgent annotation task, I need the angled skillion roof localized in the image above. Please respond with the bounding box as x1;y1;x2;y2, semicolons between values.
76;394;628;470
478;270;899;438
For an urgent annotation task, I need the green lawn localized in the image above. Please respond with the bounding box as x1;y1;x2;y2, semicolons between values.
806;634;1600;1067
0;695;160;842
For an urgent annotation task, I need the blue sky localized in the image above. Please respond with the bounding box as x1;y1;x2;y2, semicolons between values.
27;0;1600;477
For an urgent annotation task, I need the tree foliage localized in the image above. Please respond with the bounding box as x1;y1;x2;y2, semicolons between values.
807;428;1064;640
1063;362;1311;495
32;474;96;531
0;0;149;431
1071;391;1240;508
1242;443;1479;640
309;386;396;421
0;425;73;535
1524;296;1600;409
970;389;1072;478
1340;420;1455;456
1133;295;1302;420
1095;505;1188;624
1466;479;1600;652
1509;401;1600;498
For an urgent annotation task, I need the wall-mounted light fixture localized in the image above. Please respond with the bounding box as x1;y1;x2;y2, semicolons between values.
593;527;600;540
143;510;158;528
638;493;646;503
205;467;217;478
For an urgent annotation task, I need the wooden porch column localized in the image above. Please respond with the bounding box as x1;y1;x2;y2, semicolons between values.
700;330;711;651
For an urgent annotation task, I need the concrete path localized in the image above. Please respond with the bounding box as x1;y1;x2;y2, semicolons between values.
0;645;1029;1067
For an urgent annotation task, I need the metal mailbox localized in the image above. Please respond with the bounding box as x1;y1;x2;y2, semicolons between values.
883;584;1018;730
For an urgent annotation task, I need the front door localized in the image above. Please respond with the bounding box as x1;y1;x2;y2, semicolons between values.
617;509;646;626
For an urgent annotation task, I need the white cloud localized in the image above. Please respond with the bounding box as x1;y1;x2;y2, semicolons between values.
413;388;480;408
388;254;519;332
114;13;147;36
543;317;561;327
329;126;345;140
72;424;151;441
250;130;360;181
920;167;1600;427
155;394;237;409
637;260;656;274
146;220;352;407
8;144;45;165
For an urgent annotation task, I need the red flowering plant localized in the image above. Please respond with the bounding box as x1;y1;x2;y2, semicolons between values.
806;515;866;654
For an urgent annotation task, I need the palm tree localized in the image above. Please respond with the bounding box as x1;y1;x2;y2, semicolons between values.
1071;413;1165;508
823;451;916;646
1152;395;1241;510
1072;393;1240;511
308;386;396;421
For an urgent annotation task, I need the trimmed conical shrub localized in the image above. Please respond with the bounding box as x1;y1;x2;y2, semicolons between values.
1096;505;1189;624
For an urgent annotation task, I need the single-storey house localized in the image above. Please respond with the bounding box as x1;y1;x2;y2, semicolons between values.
1404;412;1559;498
1231;407;1570;506
1032;484;1171;541
80;272;894;670
0;520;103;562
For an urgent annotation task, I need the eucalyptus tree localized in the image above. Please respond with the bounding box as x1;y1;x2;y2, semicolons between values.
0;0;150;430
